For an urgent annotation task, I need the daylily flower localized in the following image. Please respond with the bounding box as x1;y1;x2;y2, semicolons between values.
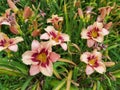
0;9;21;34
22;40;60;76
47;15;63;29
80;50;106;75
81;22;109;47
40;26;70;51
0;32;23;52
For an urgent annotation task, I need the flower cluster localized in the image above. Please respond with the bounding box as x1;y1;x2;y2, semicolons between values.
80;6;113;75
22;15;70;76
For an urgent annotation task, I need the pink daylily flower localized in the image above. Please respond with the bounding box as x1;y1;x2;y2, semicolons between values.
81;22;109;47
22;40;60;76
80;50;106;75
0;32;23;52
47;15;63;29
47;14;63;24
0;9;20;34
40;26;70;51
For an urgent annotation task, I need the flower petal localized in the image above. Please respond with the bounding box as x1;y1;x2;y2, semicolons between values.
101;28;109;36
81;29;89;39
87;39;95;47
31;40;40;51
86;65;94;75
40;33;50;40
22;51;38;65
44;26;56;33
62;34;70;41
0;46;6;51
11;37;23;44
60;43;67;51
29;65;40;76
94;62;106;74
39;62;53;76
80;52;90;64
8;44;18;52
49;52;60;62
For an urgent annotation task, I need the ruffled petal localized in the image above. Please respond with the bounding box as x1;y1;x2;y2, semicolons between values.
11;37;23;44
101;28;109;36
62;34;70;41
22;51;38;65
29;65;40;76
40;33;50;40
86;65;94;75
8;44;18;52
31;40;40;51
81;29;89;39
49;52;60;62
39;62;53;76
87;39;95;47
44;26;56;33
60;43;67;51
80;52;90;64
94;62;106;74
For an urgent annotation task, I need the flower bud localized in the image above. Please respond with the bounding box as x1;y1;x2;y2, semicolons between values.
78;8;83;18
31;29;40;37
23;6;33;19
9;25;19;34
104;62;115;67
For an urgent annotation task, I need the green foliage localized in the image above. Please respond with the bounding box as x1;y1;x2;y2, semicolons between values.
0;0;120;89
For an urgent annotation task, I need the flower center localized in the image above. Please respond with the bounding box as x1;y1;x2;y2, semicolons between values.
88;56;98;67
36;53;47;63
91;29;98;38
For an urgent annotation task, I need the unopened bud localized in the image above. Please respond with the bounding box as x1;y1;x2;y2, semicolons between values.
78;8;83;18
23;6;33;19
104;62;115;67
9;25;19;34
104;22;112;30
31;29;40;37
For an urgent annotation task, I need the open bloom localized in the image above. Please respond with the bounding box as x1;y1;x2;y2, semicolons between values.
0;9;20;34
80;50;106;75
40;26;70;51
47;15;63;29
22;40;60;76
81;22;109;47
0;32;23;52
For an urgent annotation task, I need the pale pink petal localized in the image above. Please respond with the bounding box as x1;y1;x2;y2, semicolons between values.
0;46;6;51
60;43;67;51
81;29;89;39
94;62;106;74
80;52;90;64
93;22;103;30
39;62;53;76
86;65;94;75
0;21;11;26
44;26;56;33
101;28;109;35
40;33;50;40
31;40;40;51
49;52;60;62
29;65;40;76
87;39;95;47
47;19;52;23
62;34;70;41
93;50;102;60
22;51;38;65
93;35;104;42
8;44;18;52
12;37;23;44
59;17;63;21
